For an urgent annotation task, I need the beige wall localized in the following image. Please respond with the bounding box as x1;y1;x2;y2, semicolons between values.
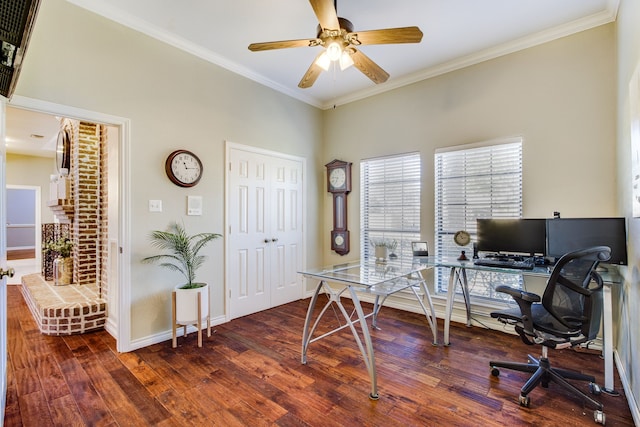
323;24;617;265
616;0;640;417
14;0;324;341
6;153;56;224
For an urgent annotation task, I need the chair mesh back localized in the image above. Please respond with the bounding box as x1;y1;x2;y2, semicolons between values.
542;247;610;340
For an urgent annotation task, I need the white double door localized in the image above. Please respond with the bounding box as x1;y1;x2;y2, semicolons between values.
226;144;304;319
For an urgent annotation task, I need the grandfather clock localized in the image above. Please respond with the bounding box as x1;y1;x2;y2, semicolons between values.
326;159;352;255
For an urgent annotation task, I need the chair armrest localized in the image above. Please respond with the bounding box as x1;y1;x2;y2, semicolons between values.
495;285;540;341
495;285;541;303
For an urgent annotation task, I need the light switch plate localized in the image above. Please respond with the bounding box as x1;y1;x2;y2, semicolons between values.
149;199;162;212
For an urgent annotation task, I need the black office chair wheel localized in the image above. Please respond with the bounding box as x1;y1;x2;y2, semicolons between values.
589;382;602;396
593;410;606;425
518;394;530;408
490;366;500;377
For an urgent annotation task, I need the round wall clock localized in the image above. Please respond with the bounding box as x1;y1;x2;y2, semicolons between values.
454;230;471;246
165;150;203;187
56;129;71;174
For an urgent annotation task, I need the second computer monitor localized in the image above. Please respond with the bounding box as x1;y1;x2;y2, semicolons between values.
476;218;547;256
545;217;627;265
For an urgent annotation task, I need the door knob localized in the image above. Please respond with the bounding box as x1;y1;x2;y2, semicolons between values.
264;239;270;243
272;238;278;242
0;267;15;279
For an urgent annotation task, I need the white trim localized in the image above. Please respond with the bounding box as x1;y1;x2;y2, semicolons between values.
128;314;227;351
615;349;640;425
435;135;523;154
8;95;133;352
1;97;8;427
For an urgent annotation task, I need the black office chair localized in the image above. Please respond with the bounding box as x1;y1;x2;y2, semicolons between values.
489;246;611;425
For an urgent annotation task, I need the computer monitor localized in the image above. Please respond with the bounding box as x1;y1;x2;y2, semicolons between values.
476;218;547;256
545;217;627;265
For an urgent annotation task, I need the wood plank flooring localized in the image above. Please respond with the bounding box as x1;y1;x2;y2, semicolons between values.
4;284;635;426
7;249;35;261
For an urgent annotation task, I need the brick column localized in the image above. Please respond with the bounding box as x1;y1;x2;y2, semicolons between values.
72;122;101;286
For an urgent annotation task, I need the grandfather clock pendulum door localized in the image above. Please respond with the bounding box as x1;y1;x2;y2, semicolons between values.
326;159;352;255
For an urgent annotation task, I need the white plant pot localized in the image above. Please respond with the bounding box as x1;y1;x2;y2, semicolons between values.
174;283;209;325
375;246;389;261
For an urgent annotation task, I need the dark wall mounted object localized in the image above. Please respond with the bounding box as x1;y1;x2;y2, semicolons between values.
1;0;41;98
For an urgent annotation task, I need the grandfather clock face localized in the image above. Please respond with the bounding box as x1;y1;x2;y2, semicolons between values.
326;159;352;255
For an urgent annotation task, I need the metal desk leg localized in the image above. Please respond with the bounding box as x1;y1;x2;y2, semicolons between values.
301;281;379;399
301;280;324;364
346;286;379;400
444;267;471;345
459;268;471;327
444;267;458;346
371;294;382;329
410;281;438;345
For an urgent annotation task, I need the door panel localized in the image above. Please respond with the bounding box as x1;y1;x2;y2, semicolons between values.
228;149;271;318
269;157;303;307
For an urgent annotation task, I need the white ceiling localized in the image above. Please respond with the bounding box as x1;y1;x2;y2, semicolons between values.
5;0;618;157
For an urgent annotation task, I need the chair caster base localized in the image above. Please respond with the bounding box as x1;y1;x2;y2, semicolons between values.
594;409;606;425
518;394;530;408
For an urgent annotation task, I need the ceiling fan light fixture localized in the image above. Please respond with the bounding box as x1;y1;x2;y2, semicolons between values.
316;51;331;70
339;50;354;70
326;41;342;61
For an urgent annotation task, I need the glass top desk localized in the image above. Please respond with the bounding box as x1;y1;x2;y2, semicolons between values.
298;258;437;400
417;255;622;395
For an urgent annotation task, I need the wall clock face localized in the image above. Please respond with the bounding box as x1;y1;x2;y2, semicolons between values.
329;168;346;191
454;230;471;246
326;159;352;193
56;129;71;174
165;150;203;187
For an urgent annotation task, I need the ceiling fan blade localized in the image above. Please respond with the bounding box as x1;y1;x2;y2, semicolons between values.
298;53;324;88
350;49;390;84
248;38;319;52
309;0;340;30
350;26;423;45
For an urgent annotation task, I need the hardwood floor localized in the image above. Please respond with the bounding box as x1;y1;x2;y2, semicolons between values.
6;249;35;261
4;284;635;426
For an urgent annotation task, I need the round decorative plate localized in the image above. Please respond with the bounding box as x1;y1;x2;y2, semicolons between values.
454;230;471;246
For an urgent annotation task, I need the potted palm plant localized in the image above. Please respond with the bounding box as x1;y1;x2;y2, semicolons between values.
142;221;221;346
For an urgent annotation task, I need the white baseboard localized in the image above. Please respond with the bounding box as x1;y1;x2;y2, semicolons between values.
614;350;640;425
128;314;227;351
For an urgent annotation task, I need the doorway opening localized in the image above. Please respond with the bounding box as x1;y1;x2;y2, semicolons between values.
6;185;40;283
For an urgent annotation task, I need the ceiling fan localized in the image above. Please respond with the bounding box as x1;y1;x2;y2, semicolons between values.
248;0;423;89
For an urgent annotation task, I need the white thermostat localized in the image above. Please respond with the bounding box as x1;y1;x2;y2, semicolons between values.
187;196;203;216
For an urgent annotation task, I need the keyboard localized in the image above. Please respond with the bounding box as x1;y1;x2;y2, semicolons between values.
473;257;535;270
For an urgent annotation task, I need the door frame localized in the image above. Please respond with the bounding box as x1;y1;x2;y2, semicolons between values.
1;97;8;425
224;140;307;321
7;95;133;352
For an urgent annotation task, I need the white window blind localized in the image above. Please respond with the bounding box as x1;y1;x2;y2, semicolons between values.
434;138;523;298
361;153;421;260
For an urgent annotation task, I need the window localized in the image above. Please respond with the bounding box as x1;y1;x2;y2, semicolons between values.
434;138;523;300
361;153;421;260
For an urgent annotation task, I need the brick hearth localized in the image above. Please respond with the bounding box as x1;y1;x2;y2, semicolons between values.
20;273;106;335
